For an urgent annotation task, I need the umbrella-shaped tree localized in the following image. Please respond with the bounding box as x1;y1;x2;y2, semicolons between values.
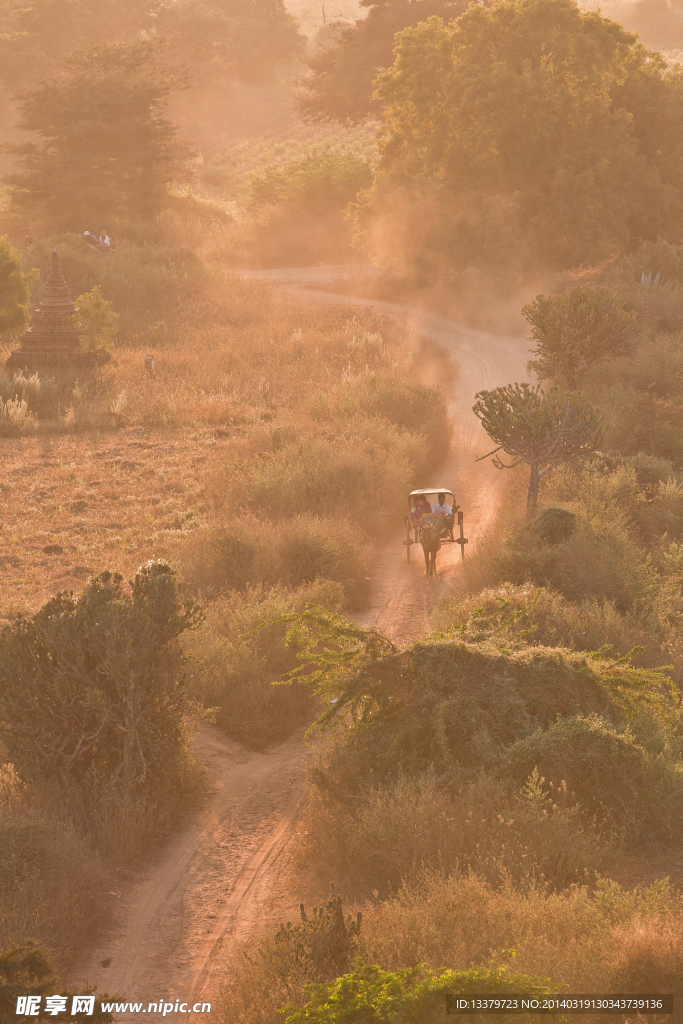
473;383;602;513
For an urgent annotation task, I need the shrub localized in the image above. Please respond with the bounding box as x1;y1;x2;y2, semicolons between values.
184;581;344;749
274;890;362;984
0;812;105;959
243;428;424;524
493;505;659;615
0;561;202;786
503;716;683;841
339;376;449;459
434;584;679;678
296;772;605;898
181;517;372;609
305;635;673;796
22;236;208;336
533;508;576;545
281;962;555;1024
356;872;683;992
524;285;638;385
0;371;60;418
603;239;683;333
249;150;372;220
0;397;35;436
245;150;372;266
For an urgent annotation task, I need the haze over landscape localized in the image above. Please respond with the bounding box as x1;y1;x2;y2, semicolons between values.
2;0;683;1021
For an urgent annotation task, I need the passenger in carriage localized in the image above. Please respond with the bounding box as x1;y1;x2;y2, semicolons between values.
415;495;432;517
409;495;431;535
432;493;455;533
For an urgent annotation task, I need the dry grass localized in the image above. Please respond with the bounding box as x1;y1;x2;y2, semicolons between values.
218;871;683;1024
0;275;443;618
358;872;683;1002
0;253;453;973
0;425;214;619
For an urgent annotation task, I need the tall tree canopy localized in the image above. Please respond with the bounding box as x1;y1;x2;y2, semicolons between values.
6;41;192;229
297;0;469;124
0;0;303;90
350;0;683;277
155;0;304;82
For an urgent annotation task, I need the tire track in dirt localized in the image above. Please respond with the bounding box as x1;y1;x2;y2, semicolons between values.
70;269;529;1016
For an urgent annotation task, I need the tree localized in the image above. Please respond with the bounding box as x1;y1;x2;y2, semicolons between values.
473;383;602;512
0;561;203;788
0;0;303;91
350;0;683;278
0;236;37;339
524;285;638;384
296;0;469;124
74;285;119;351
155;0;304;82
0;0;82;89
6;41;193;229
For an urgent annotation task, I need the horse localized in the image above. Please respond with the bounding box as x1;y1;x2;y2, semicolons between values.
420;519;442;576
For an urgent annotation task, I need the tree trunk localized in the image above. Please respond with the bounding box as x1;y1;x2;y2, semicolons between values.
527;463;540;514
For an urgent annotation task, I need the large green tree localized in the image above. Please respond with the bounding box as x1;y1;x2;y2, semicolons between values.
350;0;683;278
6;40;192;229
296;0;469;124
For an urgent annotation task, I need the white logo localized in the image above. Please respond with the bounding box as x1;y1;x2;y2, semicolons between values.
45;996;68;1016
16;996;42;1016
71;997;95;1016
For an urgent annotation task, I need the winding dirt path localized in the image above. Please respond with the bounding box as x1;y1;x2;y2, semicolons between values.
70;269;529;1017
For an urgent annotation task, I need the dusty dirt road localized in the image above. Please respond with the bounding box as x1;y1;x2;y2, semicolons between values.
70;269;529;1016
256;267;530;640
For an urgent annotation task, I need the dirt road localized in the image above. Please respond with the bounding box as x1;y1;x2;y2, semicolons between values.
255;267;530;640
70;270;529;1016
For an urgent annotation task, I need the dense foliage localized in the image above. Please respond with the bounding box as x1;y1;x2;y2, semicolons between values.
297;0;470;124
0;236;36;339
524;286;638;384
6;41;192;229
246;149;373;264
304;638;678;794
0;561;202;785
282;962;555;1024
350;0;683;277
0;0;303;90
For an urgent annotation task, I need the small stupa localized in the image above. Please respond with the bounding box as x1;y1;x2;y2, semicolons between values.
6;249;109;371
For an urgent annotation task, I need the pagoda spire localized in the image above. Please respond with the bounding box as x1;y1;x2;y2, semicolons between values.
18;248;81;353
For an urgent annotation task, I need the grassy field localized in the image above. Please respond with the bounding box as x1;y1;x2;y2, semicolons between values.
0;426;214;618
0;237;453;969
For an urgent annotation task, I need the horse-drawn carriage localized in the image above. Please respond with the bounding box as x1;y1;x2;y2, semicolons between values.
404;488;467;572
